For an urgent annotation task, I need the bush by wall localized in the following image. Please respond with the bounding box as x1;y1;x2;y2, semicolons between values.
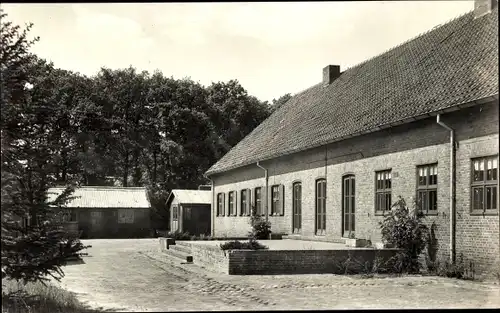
248;205;271;240
219;239;269;251
379;196;428;274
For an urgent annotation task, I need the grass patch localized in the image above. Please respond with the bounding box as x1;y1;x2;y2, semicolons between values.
1;279;109;313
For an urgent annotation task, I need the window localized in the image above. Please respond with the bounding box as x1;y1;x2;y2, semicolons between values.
217;193;224;216
417;164;438;214
375;170;392;213
172;205;178;220
228;191;236;216
240;189;249;216
315;179;327;235
471;156;498;214
254;187;262;216
292;182;302;233
271;185;280;215
118;209;134;224
90;211;102;226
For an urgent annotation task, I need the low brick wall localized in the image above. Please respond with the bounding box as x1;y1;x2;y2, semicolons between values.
177;242;229;274
227;249;401;275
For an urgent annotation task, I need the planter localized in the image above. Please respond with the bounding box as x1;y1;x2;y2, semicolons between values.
270;233;284;240
345;238;369;248
374;242;395;249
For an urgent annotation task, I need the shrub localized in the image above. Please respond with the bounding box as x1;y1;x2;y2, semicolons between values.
427;254;475;280
197;234;212;241
165;231;191;240
2;279;101;313
379;196;428;274
219;239;269;251
248;205;271;240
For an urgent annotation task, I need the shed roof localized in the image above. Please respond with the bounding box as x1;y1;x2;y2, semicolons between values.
166;189;212;205
206;9;499;176
47;186;151;209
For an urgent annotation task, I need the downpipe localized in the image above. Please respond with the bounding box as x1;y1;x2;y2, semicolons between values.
436;114;456;264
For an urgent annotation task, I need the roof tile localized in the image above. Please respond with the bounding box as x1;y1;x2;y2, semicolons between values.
207;10;499;175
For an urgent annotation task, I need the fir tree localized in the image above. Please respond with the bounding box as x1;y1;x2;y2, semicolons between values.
1;10;90;284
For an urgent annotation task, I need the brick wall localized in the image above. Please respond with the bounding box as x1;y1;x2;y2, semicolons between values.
228;249;400;275
211;101;499;276
455;135;499;276
178;242;229;274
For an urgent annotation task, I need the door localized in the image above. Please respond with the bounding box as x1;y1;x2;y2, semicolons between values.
342;175;355;238
292;182;302;233
171;204;179;232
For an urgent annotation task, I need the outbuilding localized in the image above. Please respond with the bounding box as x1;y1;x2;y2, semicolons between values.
166;189;211;236
48;186;152;238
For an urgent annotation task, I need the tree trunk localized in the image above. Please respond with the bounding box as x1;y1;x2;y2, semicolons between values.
132;148;141;186
61;148;68;182
153;149;157;183
122;151;129;187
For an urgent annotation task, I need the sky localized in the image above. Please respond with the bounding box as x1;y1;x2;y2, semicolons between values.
2;1;474;103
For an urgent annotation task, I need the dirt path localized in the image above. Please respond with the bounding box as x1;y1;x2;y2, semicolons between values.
56;239;500;311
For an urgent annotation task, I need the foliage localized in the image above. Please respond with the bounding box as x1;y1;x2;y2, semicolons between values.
219;239;269;251
1;11;90;284
378;196;428;274
271;93;292;112
1;10;274;246
426;254;476;280
165;231;192;241
2;279;101;313
247;204;272;240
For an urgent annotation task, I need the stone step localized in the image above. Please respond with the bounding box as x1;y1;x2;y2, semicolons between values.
169;244;192;255
175;241;194;248
163;247;191;262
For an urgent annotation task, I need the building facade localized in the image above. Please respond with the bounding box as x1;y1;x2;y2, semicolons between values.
48;186;152;238
205;3;499;276
167;189;212;236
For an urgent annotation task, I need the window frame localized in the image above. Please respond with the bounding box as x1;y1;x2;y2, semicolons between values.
315;178;327;235
118;209;134;224
416;163;438;215
172;205;179;221
254;187;262;216
375;169;392;215
470;155;498;215
292;181;302;233
228;191;236;216
216;193;224;216
271;185;280;215
240;189;249;216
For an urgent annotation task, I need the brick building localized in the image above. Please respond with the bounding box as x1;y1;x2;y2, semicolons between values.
205;2;499;276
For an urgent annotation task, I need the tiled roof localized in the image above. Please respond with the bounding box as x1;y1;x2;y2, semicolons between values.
47;187;151;209
166;189;212;205
206;9;499;176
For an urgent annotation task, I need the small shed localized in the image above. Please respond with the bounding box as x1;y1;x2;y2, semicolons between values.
166;189;211;236
47;186;152;239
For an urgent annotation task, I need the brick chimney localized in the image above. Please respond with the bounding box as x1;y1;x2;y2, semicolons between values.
323;65;341;85
474;0;498;18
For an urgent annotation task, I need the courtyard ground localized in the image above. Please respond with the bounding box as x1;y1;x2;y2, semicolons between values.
55;239;500;312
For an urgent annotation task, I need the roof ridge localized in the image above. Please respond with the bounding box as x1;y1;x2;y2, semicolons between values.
343;10;473;72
